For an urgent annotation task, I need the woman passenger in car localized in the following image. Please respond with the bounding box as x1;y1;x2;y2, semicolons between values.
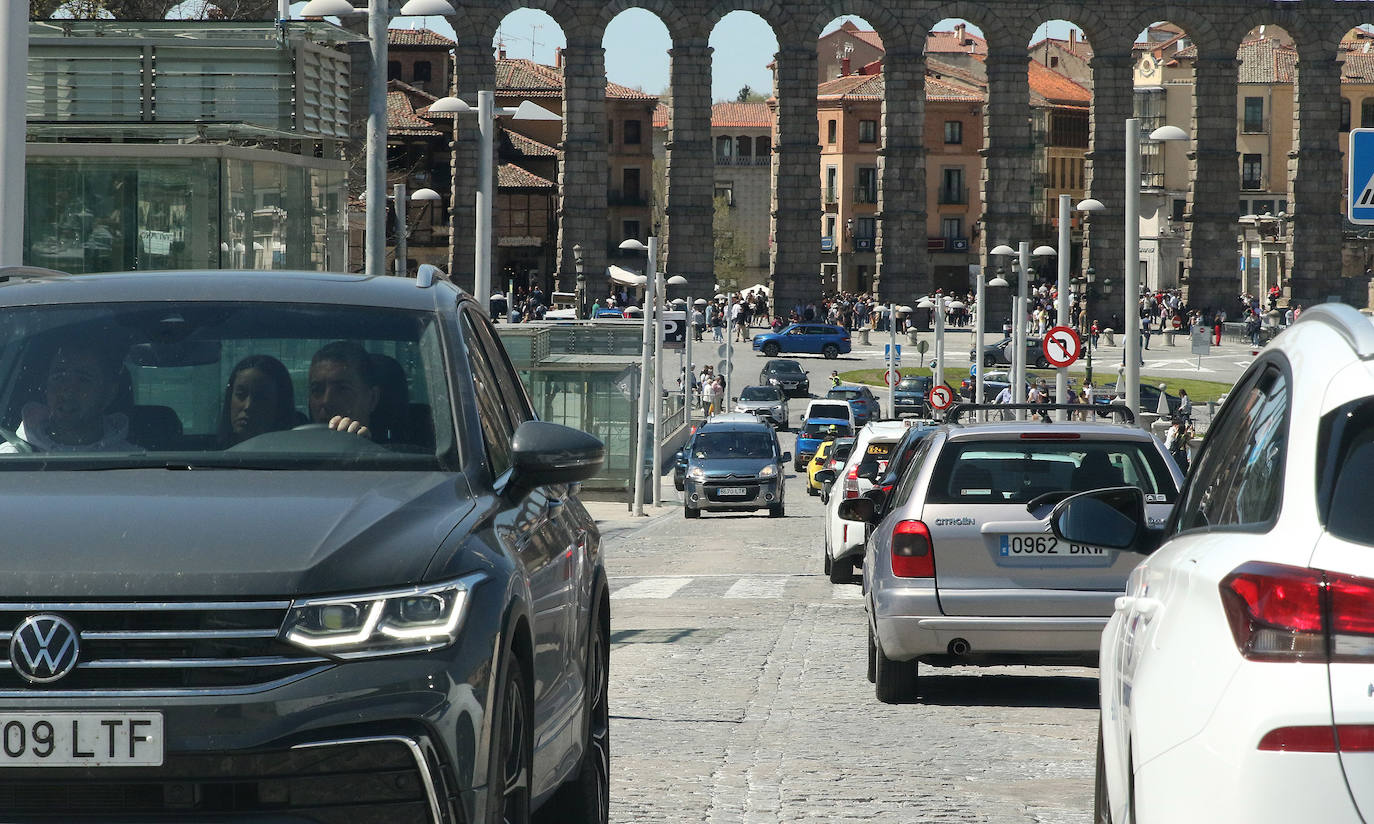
218;354;297;447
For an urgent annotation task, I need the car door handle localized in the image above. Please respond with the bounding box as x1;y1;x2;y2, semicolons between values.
1134;597;1162;616
1115;596;1134;612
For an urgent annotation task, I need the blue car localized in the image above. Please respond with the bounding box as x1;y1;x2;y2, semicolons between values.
794;416;853;471
826;384;881;426
753;323;852;359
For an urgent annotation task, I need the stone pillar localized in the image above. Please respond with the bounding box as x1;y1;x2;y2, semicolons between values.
448;39;495;292
1084;51;1132;322
1289;56;1350;304
1184;55;1240;315
558;40;609;294
876;43;927;303
665;41;714;292
770;43;820;319
981;50;1033;332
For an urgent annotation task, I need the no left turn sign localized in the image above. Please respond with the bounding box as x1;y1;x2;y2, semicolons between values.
1042;326;1082;368
928;385;954;410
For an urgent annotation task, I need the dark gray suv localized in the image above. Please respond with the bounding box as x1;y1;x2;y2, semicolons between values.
0;268;609;824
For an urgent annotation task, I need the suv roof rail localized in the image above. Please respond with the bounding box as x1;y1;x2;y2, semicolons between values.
0;265;70;282
1292;303;1374;360
946;403;1135;424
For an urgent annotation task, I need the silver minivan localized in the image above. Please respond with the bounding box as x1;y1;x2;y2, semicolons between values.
843;412;1184;702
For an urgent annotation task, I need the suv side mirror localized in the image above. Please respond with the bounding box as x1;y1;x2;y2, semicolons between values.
781;451;792;463
508;421;604;499
837;497;876;523
813;468;836;485
1048;486;1159;554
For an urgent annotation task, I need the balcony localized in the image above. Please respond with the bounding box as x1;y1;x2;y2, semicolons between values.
937;186;969;205
853;185;878;204
1242;118;1268;135
715;154;771;167
608;190;647;207
824;189;839;205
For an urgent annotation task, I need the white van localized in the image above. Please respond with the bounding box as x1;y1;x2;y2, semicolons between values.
803;398;854;429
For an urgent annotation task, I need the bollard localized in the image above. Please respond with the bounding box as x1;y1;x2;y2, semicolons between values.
860;328;871;346
1165;331;1176;346
1103;328;1116;347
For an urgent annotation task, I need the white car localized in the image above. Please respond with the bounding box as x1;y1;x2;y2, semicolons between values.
1050;303;1374;823
820;420;917;584
803;398;854;429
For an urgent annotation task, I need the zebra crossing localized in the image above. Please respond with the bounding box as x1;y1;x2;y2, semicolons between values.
609;573;863;602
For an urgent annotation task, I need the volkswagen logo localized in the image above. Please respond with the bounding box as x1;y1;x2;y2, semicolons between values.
9;614;80;684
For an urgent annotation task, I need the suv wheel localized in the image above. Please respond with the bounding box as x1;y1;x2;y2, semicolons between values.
828;555;854;584
768;503;785;517
1035;355;1051;369
822;344;840;359
984;354;997;368
762;342;781;358
874;635;918;704
488;654;532;823
538;598;610;824
683;505;700;519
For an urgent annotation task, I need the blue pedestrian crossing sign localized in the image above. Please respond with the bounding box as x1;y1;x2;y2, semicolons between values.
1350;129;1374;224
884;344;902;362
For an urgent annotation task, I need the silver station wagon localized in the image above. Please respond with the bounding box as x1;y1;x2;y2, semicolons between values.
841;405;1184;703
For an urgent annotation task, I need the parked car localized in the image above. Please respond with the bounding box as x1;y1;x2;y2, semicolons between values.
892;375;933;417
753;324;852;359
969;336;1051;369
1095;381;1181;414
794;417;853;472
0;267;610;823
679;416;790;518
841;406;1184;703
827;384;882;426
733;384;789;429
759;359;810;397
1051;304;1374;824
818;421;922;583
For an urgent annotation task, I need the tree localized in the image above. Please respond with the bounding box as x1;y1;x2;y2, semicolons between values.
31;0;278;20
735;85;766;103
713;194;746;293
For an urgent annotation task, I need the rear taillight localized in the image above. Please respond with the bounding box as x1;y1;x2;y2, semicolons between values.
1258;725;1374;752
844;464;860;499
891;520;934;578
1220;562;1374;663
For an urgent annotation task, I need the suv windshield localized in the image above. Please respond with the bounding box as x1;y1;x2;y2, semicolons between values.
0;302;452;469
740;387;782;401
896;377;930;392
769;362;804;374
801;421;852;438
926;441;1176;504
692;431;776;459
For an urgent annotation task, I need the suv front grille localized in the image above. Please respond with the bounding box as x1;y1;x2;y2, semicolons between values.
0;601;328;694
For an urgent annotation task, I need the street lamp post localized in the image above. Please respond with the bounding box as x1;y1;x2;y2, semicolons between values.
1056;196;1104;416
1124;118;1188;421
389;184;442;277
621;237;657;515
573;244;586;319
428;93;561;309
0;0;24;266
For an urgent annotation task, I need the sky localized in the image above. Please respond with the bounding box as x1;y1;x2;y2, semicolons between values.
382;8;1083;104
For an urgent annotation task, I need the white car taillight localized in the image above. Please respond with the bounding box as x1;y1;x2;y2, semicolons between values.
844;463;859;499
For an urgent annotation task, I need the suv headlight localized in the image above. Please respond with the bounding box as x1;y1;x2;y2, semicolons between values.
768;378;781;386
282;573;484;658
758;464;777;479
688;466;706;481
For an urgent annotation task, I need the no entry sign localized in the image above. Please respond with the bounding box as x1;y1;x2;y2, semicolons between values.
1042;326;1082;368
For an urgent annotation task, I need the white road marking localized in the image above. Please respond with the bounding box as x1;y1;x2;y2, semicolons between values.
830;585;863;600
723;577;786;599
611;578;692;599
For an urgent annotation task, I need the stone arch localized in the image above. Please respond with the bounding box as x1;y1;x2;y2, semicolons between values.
913;4;1015;52
1122;10;1218;59
805;2;901;48
595;0;691;46
486;0;579;42
703;0;786;40
1028;3;1111;50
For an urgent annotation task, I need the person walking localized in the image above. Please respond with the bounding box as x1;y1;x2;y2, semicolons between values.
711;303;724;342
1213;310;1226;346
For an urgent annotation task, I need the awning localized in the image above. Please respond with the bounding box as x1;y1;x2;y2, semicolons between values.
607;265;646;286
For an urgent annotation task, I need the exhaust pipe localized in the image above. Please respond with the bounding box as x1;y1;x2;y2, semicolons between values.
948;638;971;656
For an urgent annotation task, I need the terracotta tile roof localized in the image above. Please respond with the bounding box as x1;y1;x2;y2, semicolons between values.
927;27;987;56
386;80;442;136
1342;52;1374;83
1237;37;1297;84
712;102;772;128
493;58;657;101
505;130;559;157
1028;36;1094;61
653;102;670;128
387;28;455;47
817;71;985;104
1028;60;1091;106
499;163;554;189
835;21;884;50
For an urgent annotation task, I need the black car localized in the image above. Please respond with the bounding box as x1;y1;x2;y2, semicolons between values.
892;376;933;416
759;358;810;397
677;417;790;517
0;268;610;824
969;336;1051;369
1096;381;1182;414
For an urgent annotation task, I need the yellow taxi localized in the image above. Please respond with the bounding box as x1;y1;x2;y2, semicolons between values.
807;436;856;497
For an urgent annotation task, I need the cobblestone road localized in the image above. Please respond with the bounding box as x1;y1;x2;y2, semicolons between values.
600;467;1099;823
